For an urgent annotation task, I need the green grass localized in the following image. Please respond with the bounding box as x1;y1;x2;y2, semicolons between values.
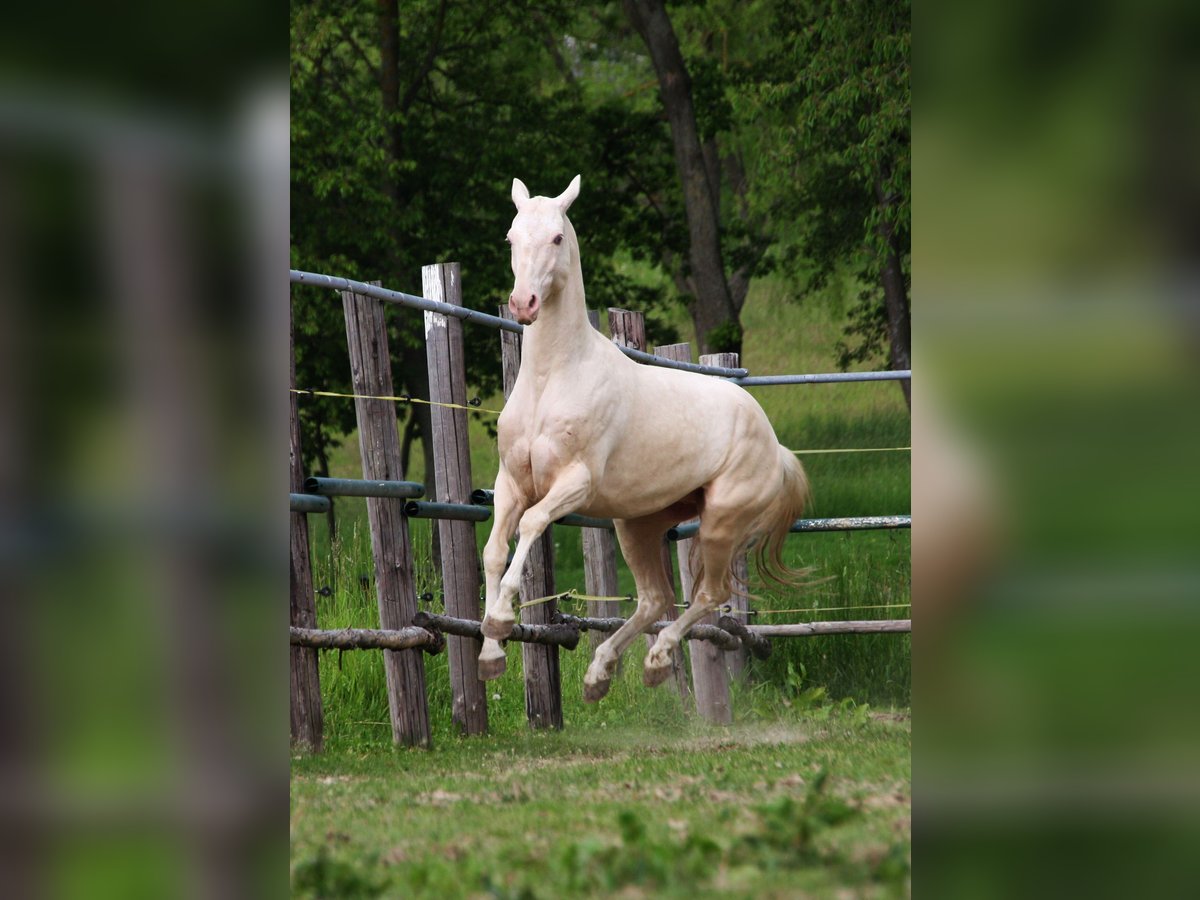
291;711;911;898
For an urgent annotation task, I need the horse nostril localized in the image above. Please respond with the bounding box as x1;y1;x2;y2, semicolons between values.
529;294;538;307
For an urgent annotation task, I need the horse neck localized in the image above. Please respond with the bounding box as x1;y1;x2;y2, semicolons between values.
522;234;592;374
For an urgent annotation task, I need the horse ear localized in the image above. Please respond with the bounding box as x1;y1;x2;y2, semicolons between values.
556;174;581;212
512;178;530;208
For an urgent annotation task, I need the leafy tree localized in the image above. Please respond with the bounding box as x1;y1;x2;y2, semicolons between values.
621;0;776;356
743;0;910;404
290;0;681;480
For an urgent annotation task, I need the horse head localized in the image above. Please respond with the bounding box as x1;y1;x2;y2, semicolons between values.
506;175;581;325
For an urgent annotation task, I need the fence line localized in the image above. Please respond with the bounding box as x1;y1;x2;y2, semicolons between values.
668;514;911;542
292;269;912;384
289;264;912;748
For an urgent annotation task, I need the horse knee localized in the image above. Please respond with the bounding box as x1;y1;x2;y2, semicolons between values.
483;541;509;578
517;508;551;540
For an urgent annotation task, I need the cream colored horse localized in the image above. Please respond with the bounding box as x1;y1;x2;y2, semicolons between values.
477;176;810;701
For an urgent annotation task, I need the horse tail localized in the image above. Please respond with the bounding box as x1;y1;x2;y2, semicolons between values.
751;446;812;590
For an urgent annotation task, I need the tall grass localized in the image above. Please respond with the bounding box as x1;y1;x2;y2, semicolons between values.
304;274;909;747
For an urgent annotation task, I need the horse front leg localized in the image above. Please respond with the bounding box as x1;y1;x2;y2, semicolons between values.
478;463;593;680
477;468;525;680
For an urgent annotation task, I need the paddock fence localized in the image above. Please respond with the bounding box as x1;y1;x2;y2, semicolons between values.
289;265;911;749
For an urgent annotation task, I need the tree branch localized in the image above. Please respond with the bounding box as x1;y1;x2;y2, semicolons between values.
399;0;449;116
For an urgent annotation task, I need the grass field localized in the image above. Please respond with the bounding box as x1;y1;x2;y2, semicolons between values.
291;710;911;898
292;274;910;896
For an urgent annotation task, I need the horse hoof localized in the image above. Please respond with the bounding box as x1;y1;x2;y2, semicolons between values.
583;678;611;703
643;662;672;688
477;653;507;681
481;615;515;641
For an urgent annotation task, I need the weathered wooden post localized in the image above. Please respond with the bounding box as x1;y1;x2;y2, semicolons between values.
423;262;488;735
499;306;563;730
342;283;431;747
290;302;324;750
704;351;750;680
582;310;621;648
649;341;696;706
672;351;738;723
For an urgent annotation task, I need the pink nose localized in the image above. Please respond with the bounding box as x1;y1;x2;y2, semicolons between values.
508;292;539;325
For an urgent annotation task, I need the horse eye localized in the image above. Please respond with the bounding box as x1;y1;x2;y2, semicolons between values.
553;234;563;245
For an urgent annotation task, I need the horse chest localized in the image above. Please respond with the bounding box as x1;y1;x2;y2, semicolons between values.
499;402;588;500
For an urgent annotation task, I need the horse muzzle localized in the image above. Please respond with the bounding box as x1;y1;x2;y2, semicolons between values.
508;291;540;325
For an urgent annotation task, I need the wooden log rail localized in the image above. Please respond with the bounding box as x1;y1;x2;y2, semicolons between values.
412;611;582;651
715;615;774;660
751;619;911;636
553;612;771;659
290;626;444;654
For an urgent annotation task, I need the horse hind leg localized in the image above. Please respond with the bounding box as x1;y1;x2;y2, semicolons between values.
583;515;675;702
644;515;741;687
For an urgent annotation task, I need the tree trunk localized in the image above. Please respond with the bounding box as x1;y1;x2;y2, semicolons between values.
377;0;403;174
875;181;910;410
623;0;739;356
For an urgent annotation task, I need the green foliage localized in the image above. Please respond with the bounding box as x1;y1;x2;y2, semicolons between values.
290;0;684;472
737;0;910;369
291;0;910;468
292;847;387;899
704;317;743;354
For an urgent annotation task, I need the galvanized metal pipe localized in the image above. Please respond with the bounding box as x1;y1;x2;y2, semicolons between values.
403;500;492;522
290;492;331;514
733;370;911;385
304;476;425;499
291;269;748;376
620;344;747;378
291;269;523;332
667;514;911;542
470;490;613;529
556;513;615;530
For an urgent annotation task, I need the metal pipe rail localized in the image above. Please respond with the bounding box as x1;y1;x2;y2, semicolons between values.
292;270;916;384
290;493;331;514
469;489;614;530
404;501;492;523
734;370;911;386
304;476;425;499
291;269;523;332
667;514;912;542
291;269;749;378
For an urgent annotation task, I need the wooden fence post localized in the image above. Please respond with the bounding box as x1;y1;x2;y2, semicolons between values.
342;283;432;747
499;306;563;730
290;301;324;750
423;262;488;735
667;349;740;724
649;341;696;707
583;310;621;648
704;351;750;680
